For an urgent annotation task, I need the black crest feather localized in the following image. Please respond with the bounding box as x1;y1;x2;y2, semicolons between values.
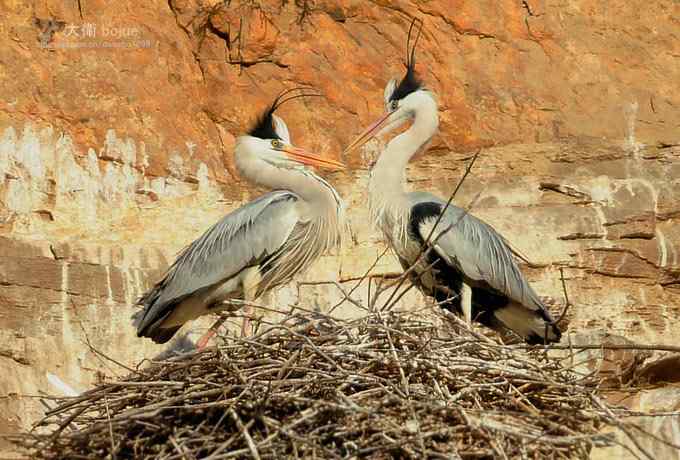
389;18;424;102
248;87;321;140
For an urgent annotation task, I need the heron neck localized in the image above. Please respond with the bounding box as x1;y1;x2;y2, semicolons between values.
369;100;439;225
249;161;345;253
248;160;340;214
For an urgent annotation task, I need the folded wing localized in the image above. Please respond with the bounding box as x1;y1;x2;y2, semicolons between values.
135;191;300;336
418;205;549;315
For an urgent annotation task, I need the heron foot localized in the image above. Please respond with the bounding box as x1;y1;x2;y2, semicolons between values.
240;318;250;338
196;315;229;350
196;330;215;350
240;305;255;337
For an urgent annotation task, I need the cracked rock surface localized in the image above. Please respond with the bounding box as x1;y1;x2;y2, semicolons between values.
1;1;679;457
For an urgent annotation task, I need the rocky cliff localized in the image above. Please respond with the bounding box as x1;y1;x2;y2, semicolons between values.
1;0;679;457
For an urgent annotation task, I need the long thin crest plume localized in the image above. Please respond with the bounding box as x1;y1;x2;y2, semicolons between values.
248;87;323;140
389;18;424;102
405;17;423;68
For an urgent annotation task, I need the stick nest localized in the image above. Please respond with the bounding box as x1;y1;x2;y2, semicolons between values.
15;311;617;459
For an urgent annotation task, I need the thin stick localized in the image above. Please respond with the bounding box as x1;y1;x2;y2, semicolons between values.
17;309;665;459
555;267;572;325
380;151;481;311
329;246;391;314
522;343;680;354
591;395;656;460
420;150;481;249
104;397;117;460
78;323;150;378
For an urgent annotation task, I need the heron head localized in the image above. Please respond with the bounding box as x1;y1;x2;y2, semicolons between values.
344;18;432;155
240;89;345;171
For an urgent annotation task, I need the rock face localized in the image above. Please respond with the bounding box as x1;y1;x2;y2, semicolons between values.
0;0;678;457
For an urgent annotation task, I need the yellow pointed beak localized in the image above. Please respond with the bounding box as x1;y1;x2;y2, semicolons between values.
282;146;346;171
343;112;392;155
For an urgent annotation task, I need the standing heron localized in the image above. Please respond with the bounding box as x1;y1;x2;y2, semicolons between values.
345;20;561;344
135;89;345;347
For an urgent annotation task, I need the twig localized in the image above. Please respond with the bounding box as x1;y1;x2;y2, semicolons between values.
379;151;482;312
78;323;150;378
104;397;116;460
230;410;260;460
591;395;656;460
544;266;573;344
524;343;680;353
16;310;671;459
421;149;481;249
329;246;391;315
556;267;572;325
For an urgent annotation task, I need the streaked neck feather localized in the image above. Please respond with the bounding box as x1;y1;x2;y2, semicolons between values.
369;97;438;247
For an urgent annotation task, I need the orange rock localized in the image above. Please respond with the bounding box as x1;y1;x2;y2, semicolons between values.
1;2;680;453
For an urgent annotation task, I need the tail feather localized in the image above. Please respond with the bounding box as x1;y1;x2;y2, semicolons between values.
146;325;182;344
132;283;163;332
493;302;562;344
133;279;183;342
130;308;145;329
134;302;179;343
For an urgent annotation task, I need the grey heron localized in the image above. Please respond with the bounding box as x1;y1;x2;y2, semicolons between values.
135;89;345;347
345;20;561;344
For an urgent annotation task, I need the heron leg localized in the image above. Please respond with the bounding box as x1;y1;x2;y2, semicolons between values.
461;282;472;326
240;267;261;337
196;314;228;350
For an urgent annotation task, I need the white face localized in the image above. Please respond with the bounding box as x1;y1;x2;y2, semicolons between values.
377;78;419;137
238;136;301;169
343;83;437;155
236;129;345;172
266;138;302;169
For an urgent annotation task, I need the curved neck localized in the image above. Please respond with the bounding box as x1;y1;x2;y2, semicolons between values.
235;145;341;220
370;93;439;209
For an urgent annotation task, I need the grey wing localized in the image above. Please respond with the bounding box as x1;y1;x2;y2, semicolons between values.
136;191;300;334
419;204;548;313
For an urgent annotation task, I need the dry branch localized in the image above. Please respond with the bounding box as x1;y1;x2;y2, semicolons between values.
11;310;650;459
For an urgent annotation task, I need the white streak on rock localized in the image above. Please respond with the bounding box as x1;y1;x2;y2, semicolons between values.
168;153;184;178
47;372;80;397
624;101;645;157
655;228;668;268
0;127;17;183
186;141;196;157
17;124;44;179
104;265;114;305
587;176;614;204
197;162;210;192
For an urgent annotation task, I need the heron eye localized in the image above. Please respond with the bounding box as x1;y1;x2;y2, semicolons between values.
390;100;399;111
271;139;282;149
